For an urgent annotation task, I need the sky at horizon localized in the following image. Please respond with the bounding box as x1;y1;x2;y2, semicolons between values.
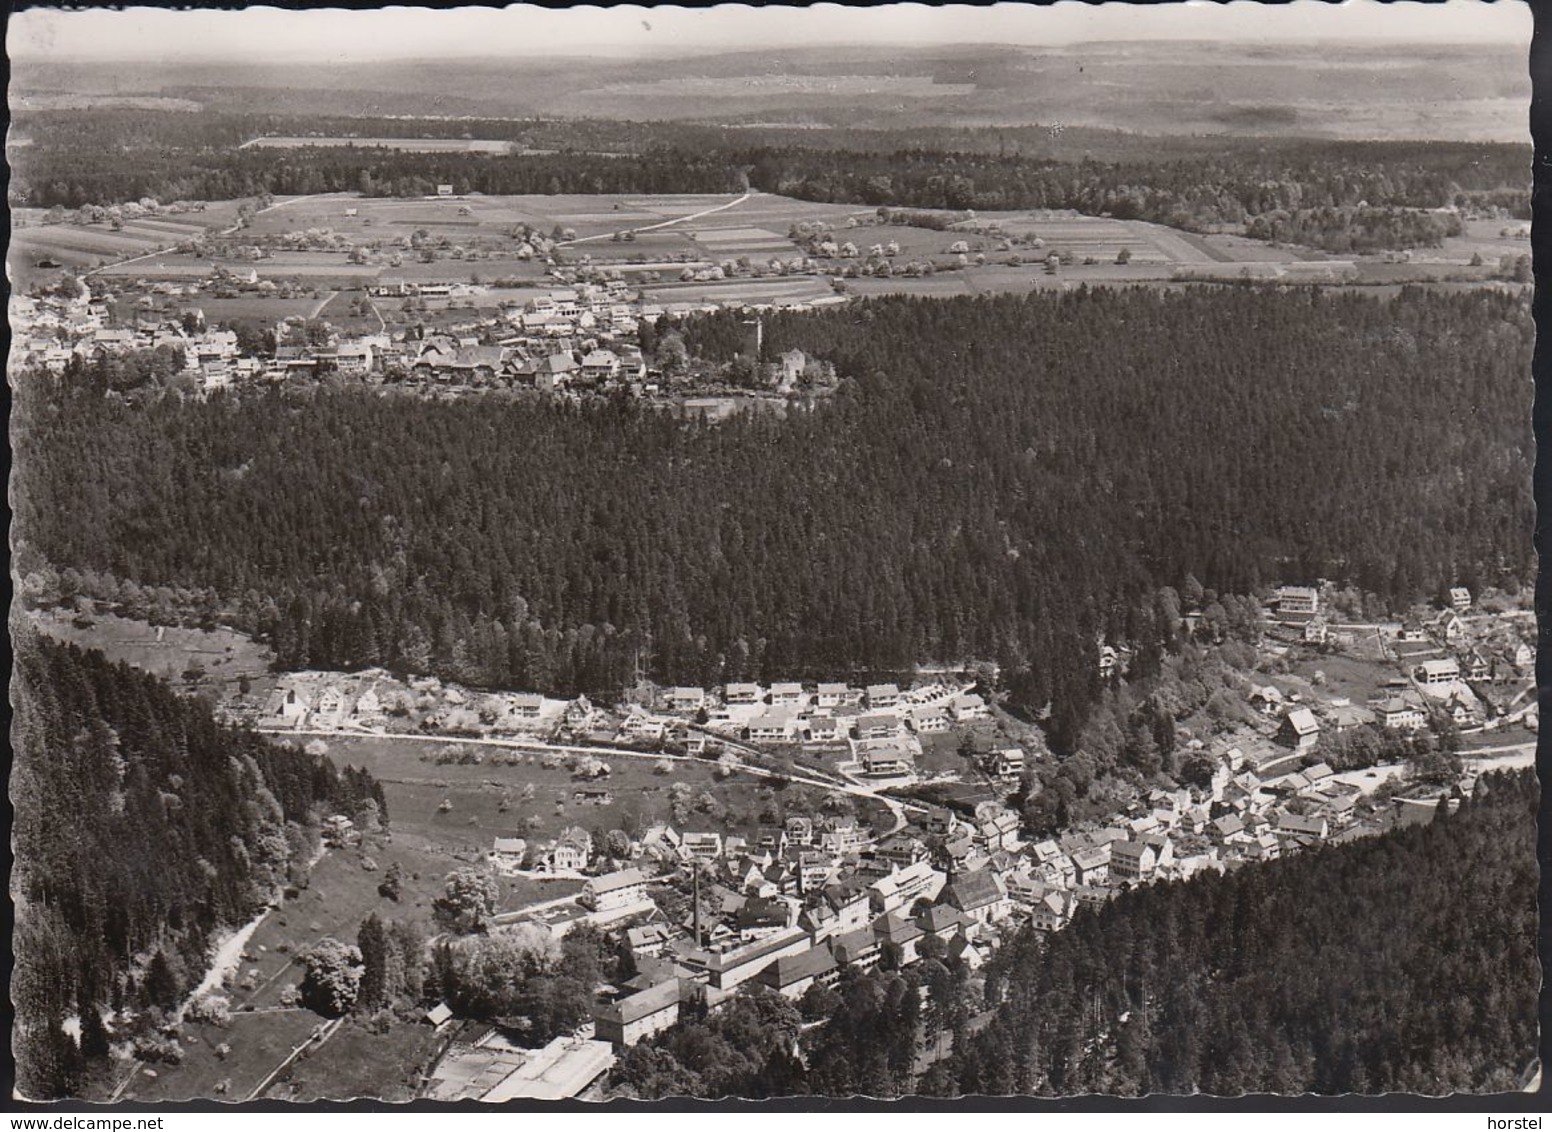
8;1;1531;63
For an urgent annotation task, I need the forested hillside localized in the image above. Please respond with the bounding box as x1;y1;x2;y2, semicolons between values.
954;769;1538;1096
13;287;1531;743
11;628;386;1099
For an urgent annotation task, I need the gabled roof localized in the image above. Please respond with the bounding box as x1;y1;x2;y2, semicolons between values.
760;945;836;988
595;978;684;1026
1210;813;1247;838
828;927;878;961
1276;812;1328;836
872;911;924;945
914;904;966;934
944;868;1006;912
1283;707;1320;735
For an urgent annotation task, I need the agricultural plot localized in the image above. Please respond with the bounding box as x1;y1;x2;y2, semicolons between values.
123;1008;323;1102
196;295;331;323
645;276;838;307
243;136;516;154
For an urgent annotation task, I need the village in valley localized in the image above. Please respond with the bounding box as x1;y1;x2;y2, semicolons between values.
32;567;1532;1101
12;187;1538;1103
8;8;1540;1106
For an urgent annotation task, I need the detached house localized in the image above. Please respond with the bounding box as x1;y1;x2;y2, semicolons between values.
865;683;901;709
816;683;854;708
1278;707;1321;752
1377;698;1427;731
665;687;707;713
855;713;901;740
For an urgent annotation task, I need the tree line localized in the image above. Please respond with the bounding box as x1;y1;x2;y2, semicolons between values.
11;109;1528;248
12;629;387;1099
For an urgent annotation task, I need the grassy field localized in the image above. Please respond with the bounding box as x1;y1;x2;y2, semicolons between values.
325;734;734;851
30;607;273;692
8;203;246;287
245;136;516;154
1284;652;1395;708
196;295;332;323
275;1017;446;1102
122;1009;325;1102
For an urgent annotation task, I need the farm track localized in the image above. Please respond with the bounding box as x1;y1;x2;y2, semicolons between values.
83;193;334;278
557;190;754;247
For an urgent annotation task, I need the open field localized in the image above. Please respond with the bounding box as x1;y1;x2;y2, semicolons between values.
243;136;516;154
326;734;742;852
9;203;247;287
1283;652;1394;708
645;276;840;307
275;1017;446;1102
30;606;274;691
195;295;332;323
122;1009;324;1102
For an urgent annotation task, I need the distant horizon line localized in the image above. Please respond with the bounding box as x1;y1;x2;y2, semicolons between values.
13;35;1529;65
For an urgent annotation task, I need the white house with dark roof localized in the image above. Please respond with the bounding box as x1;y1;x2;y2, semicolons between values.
593;978;687;1048
855;713;902;740
815;682;854;708
769;682;806;707
664;687;707;712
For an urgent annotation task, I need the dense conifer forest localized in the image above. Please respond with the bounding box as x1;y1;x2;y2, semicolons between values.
13;287;1532;744
610;770;1538;1098
11;629;386;1099
953;769;1539;1096
12;111;1529;243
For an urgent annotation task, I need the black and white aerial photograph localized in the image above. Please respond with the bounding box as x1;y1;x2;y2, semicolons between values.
6;0;1543;1111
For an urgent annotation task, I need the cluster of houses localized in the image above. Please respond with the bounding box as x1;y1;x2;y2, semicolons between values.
14;266;846;406
624;680;994;780
244;671;998;779
470;735;1388;1052
249;669;564;735
9;289;185;377
583;820;1010;1049
1258;583;1536;746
